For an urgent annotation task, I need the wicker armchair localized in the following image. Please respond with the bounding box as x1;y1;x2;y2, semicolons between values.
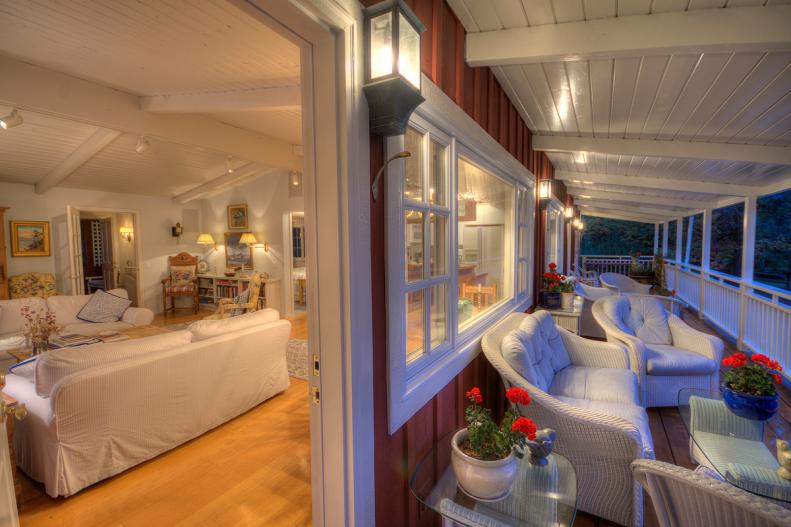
593;295;722;407
632;459;791;527
574;282;612;339
206;274;263;320
482;312;654;527
600;272;652;295
161;252;199;314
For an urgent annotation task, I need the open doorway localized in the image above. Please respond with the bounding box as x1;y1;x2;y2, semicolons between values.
282;211;306;316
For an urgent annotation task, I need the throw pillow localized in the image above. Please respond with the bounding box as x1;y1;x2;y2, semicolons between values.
626;296;672;345
170;265;196;286
76;289;132;323
501;329;546;391
228;288;251;316
8;357;36;382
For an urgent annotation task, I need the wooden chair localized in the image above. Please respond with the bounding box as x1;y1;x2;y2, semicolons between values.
161;252;199;315
206;274;263;320
461;282;497;311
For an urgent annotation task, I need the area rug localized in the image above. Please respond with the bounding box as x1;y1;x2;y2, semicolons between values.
286;339;309;380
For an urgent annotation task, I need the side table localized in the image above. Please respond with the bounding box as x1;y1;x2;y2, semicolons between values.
536;304;582;335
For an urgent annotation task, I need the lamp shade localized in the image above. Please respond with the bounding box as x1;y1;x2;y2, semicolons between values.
239;233;257;246
196;233;215;245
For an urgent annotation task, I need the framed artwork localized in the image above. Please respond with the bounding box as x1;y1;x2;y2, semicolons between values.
10;220;51;257
224;232;253;269
227;204;248;230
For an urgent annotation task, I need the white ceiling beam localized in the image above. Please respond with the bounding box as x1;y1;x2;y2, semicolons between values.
466;6;791;66
573;198;687;218
174;162;262;203
140;86;301;113
578;208;662;224
0;55;302;170
556;171;760;196
567;187;716;209
534;136;791;166
35;128;122;194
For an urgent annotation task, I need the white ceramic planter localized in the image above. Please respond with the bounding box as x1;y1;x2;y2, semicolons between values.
451;428;517;501
560;292;574;309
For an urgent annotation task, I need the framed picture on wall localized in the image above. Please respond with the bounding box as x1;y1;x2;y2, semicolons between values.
227;204;248;230
10;220;51;257
224;232;253;269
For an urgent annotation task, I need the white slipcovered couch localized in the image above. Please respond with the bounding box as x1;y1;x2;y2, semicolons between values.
482;311;653;527
3;308;291;497
593;295;722;407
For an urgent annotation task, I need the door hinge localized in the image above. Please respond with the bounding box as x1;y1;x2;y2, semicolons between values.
312;354;320;377
311;386;320;405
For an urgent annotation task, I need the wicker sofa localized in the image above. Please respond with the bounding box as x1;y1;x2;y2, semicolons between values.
482;311;654;527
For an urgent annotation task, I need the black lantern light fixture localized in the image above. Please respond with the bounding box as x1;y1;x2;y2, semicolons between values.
363;0;425;136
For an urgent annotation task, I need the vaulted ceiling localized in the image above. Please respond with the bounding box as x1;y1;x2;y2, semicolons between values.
448;0;791;223
0;0;303;199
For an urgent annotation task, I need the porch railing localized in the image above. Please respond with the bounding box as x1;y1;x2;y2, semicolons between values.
665;260;791;374
581;255;654;276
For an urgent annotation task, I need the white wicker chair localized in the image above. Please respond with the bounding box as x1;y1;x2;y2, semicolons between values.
632;459;791;527
481;312;654;527
600;272;652;295
593;295;723;407
574;282;613;339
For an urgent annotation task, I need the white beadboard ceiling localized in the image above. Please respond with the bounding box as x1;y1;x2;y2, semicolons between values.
0;0;303;197
448;0;791;222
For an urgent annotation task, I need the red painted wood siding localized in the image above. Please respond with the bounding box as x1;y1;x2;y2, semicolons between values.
362;1;571;524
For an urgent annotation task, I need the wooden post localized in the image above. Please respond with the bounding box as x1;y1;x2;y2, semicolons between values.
662;221;669;257
700;208;712;319
738;197;757;350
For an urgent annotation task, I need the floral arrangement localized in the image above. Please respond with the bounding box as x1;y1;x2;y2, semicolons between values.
722;352;783;397
461;386;537;461
542;262;575;293
20;305;59;351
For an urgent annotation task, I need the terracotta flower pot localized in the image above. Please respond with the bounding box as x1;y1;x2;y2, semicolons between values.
450;428;517;501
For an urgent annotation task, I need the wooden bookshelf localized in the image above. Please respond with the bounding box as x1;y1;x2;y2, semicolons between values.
196;274;281;312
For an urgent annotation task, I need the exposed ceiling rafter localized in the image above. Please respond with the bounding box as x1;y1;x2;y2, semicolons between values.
573;198;687;218
173;162;263;203
465;5;791;66
578;208;662;224
140;85;301;113
35;128;122;194
567;187;716;209
556;171;760;197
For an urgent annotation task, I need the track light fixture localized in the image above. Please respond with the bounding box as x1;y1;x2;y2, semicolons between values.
0;109;23;130
135;136;150;154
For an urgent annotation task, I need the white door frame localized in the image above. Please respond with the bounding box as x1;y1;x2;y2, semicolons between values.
233;1;374;525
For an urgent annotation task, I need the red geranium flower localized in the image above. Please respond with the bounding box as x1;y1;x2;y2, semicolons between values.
723;353;748;368
548;262;557;269
511;417;537;440
671;289;676;296
505;387;531;406
752;354;771;367
773;373;783;384
465;387;483;404
770;360;783;372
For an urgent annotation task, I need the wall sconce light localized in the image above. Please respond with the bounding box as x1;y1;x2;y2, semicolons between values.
538;180;553;204
119;226;134;243
239;232;258;246
254;241;270;253
171;222;183;242
0;108;23;130
196;233;218;252
363;0;426;136
564;206;575;219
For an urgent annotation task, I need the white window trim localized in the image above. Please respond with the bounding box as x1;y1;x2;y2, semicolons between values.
385;76;535;434
544;198;564;273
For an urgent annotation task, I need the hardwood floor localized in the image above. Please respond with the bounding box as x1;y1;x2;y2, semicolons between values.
152;309;308;340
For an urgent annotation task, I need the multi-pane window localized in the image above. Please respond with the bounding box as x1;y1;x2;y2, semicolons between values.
516;186;531;297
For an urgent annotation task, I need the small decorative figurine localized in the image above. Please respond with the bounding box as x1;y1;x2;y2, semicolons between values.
526;428;556;466
777;439;791;481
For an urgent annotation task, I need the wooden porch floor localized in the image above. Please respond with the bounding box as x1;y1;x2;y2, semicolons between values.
575;309;791;527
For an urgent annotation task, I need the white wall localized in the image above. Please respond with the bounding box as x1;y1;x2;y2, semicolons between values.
199;169;304;283
1;181;201;312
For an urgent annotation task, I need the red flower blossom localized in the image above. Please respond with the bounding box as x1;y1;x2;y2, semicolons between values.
465;387;483;404
548;262;557;270
722;353;747;368
560;275;567;280
770;360;783;372
671;289;676;296
505;387;531;406
752;354;771;367
773;373;783;384
511;417;537;440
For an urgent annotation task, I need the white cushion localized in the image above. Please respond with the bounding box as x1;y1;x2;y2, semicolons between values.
35;330;192;397
501;312;572;392
645;343;718;376
188;308;280;342
76;290;132;323
556;396;654;455
501;329;545;391
602;296;634;336
625;296;671;345
549;366;640;405
575;282;611;300
0;297;48;335
47;289;129;326
528;311;572;372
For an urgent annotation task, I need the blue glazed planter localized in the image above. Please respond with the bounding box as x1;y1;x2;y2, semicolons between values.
541;291;561;309
723;385;779;421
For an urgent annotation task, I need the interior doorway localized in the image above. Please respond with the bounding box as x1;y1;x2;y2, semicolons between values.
282;211;306;316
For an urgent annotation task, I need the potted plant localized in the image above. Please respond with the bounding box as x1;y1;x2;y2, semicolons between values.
20;305;59;355
451;386;537;501
541;262;562;308
721;352;784;421
559;275;576;309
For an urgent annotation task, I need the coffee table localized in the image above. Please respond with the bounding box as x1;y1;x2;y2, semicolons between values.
410;431;577;526
678;387;791;503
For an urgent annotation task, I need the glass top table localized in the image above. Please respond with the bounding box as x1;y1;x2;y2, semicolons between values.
409;432;577;526
678;388;791;503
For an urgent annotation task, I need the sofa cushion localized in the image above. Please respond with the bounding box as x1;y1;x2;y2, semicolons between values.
522;311;571;372
170;265;196;286
549;366;639;405
624;296;672;345
556;396;654;456
77;290;132;323
0;297;48;336
47;289;129;326
188;308;280;342
8;357;36;381
602;296;634;336
501;329;546;391
645;344;718;376
35;330;192;397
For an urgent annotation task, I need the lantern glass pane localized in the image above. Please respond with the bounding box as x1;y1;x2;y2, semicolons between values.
398;12;420;89
370;12;393;80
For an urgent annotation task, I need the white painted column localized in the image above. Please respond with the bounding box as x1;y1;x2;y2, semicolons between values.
662;222;669;257
700;208;712;318
676;218;683;263
653;223;659;255
685;215;694;264
738;197;758;350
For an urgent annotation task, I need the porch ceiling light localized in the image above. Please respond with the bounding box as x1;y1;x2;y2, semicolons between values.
363;0;426;136
0;108;23;130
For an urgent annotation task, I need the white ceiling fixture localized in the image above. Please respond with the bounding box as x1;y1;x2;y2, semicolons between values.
0;108;22;129
226;156;235;174
135;136;150;154
464;6;791;66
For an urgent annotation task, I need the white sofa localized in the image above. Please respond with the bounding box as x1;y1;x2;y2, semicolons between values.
593;295;722;407
3;308;291;497
481;311;653;527
600;272;652;295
